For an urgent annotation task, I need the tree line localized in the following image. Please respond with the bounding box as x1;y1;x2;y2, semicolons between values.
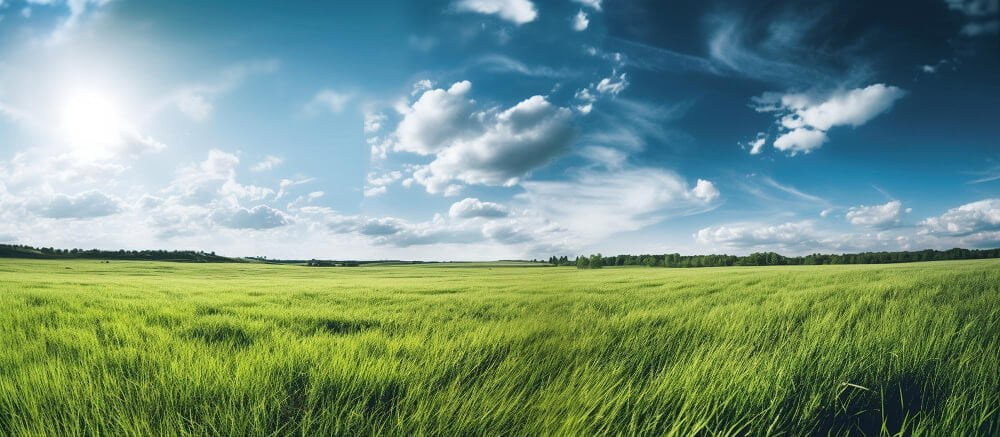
553;248;1000;269
0;244;238;263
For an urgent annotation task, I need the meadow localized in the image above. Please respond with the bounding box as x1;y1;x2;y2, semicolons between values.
0;259;997;436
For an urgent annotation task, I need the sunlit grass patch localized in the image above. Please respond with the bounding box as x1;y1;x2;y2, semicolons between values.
0;258;996;435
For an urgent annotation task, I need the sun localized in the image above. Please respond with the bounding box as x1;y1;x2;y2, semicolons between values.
59;89;125;158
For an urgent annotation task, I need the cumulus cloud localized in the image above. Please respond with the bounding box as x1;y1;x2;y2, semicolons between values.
772;128;828;154
691;179;721;202
395;81;476;156
572;10;589;31
846;200;905;228
453;0;537;24
30;190;122;219
136;150;299;238
449;197;509;219
363;171;402;197
250;156;283;172
751;84;906;155
213;205;290;229
920;198;1000;236
396;82;574;194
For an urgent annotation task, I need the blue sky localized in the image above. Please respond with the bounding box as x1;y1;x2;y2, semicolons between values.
0;0;998;260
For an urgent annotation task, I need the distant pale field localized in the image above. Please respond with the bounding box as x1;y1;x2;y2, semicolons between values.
0;259;997;435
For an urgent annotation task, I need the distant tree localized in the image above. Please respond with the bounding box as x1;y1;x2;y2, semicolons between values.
577;256;590;269
589;253;603;269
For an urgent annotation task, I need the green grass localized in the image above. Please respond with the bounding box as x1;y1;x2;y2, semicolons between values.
0;259;997;435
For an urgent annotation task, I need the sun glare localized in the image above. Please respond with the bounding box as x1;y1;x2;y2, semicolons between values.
59;90;125;158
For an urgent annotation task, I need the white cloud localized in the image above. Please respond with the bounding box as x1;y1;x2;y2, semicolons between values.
691;179;721;202
518;167;720;240
453;0;537;24
326;213;482;247
30;190;122;219
580;146;628;169
411;79;435;96
305;89;353;114
27;0;112;46
572;0;602;11
758;176;828;205
481;220;533;244
574;88;596;114
846;200;904;228
474;55;573;78
572;73;629;115
212;205;290;230
363;171;402;197
449;197;509;218
752;84;906;155
141;149;286;237
696;220;820;249
250;156;283;172
769;85;907;131
364;111;386;133
395;81;476;156
921;198;1000;236
412;94;573;194
275;178;313;201
595;73;628;95
395;82;574;194
772;128;828;154
572;10;589;31
165;60;279;122
968;164;1000;184
173;92;213;122
746;132;767;155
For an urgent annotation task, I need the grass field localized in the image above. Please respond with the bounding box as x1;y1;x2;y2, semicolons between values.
0;259;997;435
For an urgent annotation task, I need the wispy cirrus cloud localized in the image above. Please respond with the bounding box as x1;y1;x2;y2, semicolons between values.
846;200;908;228
161;59;279;122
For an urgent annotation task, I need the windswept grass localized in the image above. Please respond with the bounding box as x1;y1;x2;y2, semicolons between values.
0;259;997;435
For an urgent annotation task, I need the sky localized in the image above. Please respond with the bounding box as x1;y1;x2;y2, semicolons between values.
0;0;998;260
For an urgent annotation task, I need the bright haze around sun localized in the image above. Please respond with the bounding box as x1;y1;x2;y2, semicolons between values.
0;0;997;260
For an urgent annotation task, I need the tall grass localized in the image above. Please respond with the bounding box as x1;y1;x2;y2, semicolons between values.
0;259;997;435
